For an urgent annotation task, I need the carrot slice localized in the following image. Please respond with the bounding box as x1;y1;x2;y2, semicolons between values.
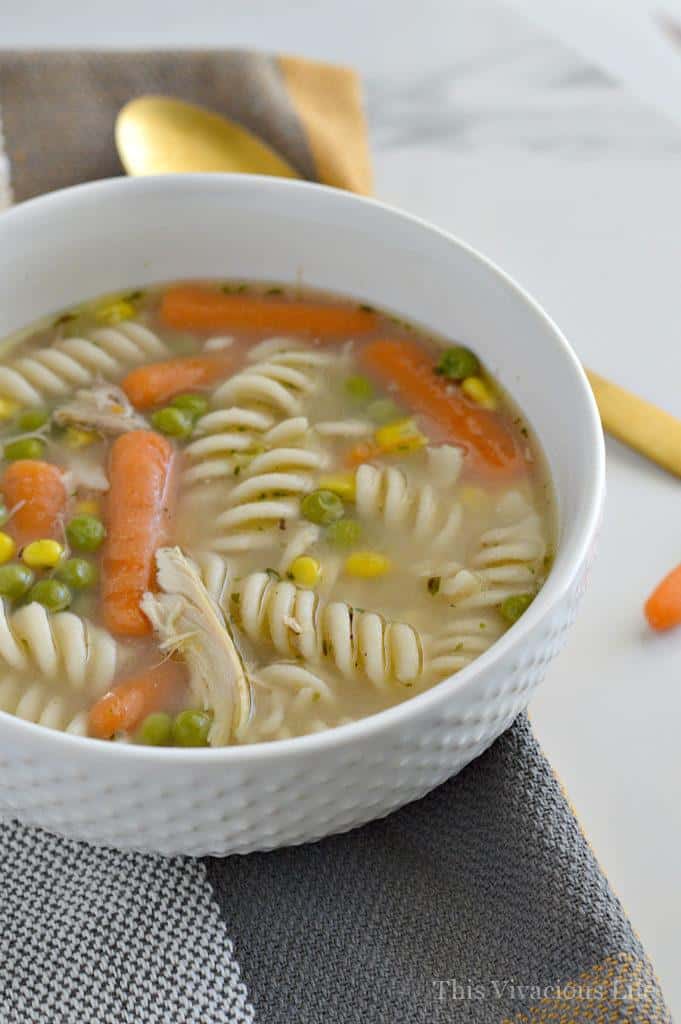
1;460;67;544
160;285;378;337
645;564;681;630
88;661;186;739
358;338;525;477
121;351;237;410
102;431;176;637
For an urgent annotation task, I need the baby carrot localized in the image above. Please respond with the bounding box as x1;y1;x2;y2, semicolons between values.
645;564;681;630
121;351;236;410
88;661;186;739
1;460;67;544
160;285;378;337
102;431;175;637
358;338;525;477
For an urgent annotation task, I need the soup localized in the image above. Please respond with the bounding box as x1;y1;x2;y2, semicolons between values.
0;282;554;746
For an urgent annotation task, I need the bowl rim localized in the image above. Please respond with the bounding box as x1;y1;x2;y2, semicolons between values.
0;173;605;763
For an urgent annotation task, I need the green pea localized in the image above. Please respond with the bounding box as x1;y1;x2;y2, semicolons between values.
56;557;97;589
500;593;534;624
17;408;49;431
344;375;374;402
435;346;480;381
4;437;45;461
300;489;345;526
366;398;401;424
137;712;173;746
0;563;34;600
28;578;72;612
326;518;362;547
172;709;213;747
66;515;106;553
170;393;209;419
151;406;194;438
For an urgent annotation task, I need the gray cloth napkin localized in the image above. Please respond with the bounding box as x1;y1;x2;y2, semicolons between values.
0;51;671;1024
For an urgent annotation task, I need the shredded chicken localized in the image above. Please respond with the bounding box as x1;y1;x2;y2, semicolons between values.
61;454;110;493
53;385;147;436
141;547;251;746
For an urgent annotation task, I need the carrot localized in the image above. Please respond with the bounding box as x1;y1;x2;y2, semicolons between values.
1;460;67;544
344;440;381;468
160;285;378;337
645;565;681;630
102;431;176;637
88;661;186;739
121;351;237;410
358;339;525;477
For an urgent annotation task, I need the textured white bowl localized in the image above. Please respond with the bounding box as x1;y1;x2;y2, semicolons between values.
0;176;604;855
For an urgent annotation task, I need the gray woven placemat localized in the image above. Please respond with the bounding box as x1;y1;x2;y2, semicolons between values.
0;49;671;1024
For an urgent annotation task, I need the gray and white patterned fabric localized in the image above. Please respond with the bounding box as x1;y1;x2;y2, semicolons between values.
0;717;671;1023
0;826;253;1024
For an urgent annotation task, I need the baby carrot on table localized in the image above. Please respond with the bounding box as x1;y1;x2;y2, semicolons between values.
101;431;175;637
88;661;186;740
1;460;67;544
357;338;525;477
160;285;378;336
645;564;681;630
121;351;236;409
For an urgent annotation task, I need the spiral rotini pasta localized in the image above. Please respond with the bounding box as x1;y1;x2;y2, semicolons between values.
244;667;355;742
354;459;464;547
432;491;547;609
211;446;328;554
0;602;118;693
0;322;168;404
426;614;504;676
184;338;341;488
0;677;89;734
235;571;424;689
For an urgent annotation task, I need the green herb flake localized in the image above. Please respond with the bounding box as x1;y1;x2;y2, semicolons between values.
427;576;441;595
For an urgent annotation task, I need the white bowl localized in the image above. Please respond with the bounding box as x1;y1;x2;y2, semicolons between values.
0;176;604;855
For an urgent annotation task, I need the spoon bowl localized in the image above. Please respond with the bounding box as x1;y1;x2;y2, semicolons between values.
116;95;301;179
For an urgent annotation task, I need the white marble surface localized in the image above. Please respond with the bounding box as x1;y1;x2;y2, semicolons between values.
1;0;679;1013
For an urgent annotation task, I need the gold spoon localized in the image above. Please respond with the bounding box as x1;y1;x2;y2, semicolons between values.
116;96;681;479
585;371;681;478
115;95;300;179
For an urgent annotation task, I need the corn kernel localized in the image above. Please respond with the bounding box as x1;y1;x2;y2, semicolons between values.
344;551;391;578
461;376;497;410
0;398;19;422
374;418;426;454
22;539;64;569
317;473;356;502
289;556;322;587
95;300;135;325
74;499;100;517
64;427;99;448
0;532;16;564
459;485;490;512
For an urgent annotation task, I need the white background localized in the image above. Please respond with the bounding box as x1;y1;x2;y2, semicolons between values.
0;0;679;1014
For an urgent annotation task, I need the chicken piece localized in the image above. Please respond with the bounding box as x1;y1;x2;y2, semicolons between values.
141;547;251;746
53;385;148;436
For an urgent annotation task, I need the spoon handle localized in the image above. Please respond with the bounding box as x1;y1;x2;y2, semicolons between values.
586;368;681;478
